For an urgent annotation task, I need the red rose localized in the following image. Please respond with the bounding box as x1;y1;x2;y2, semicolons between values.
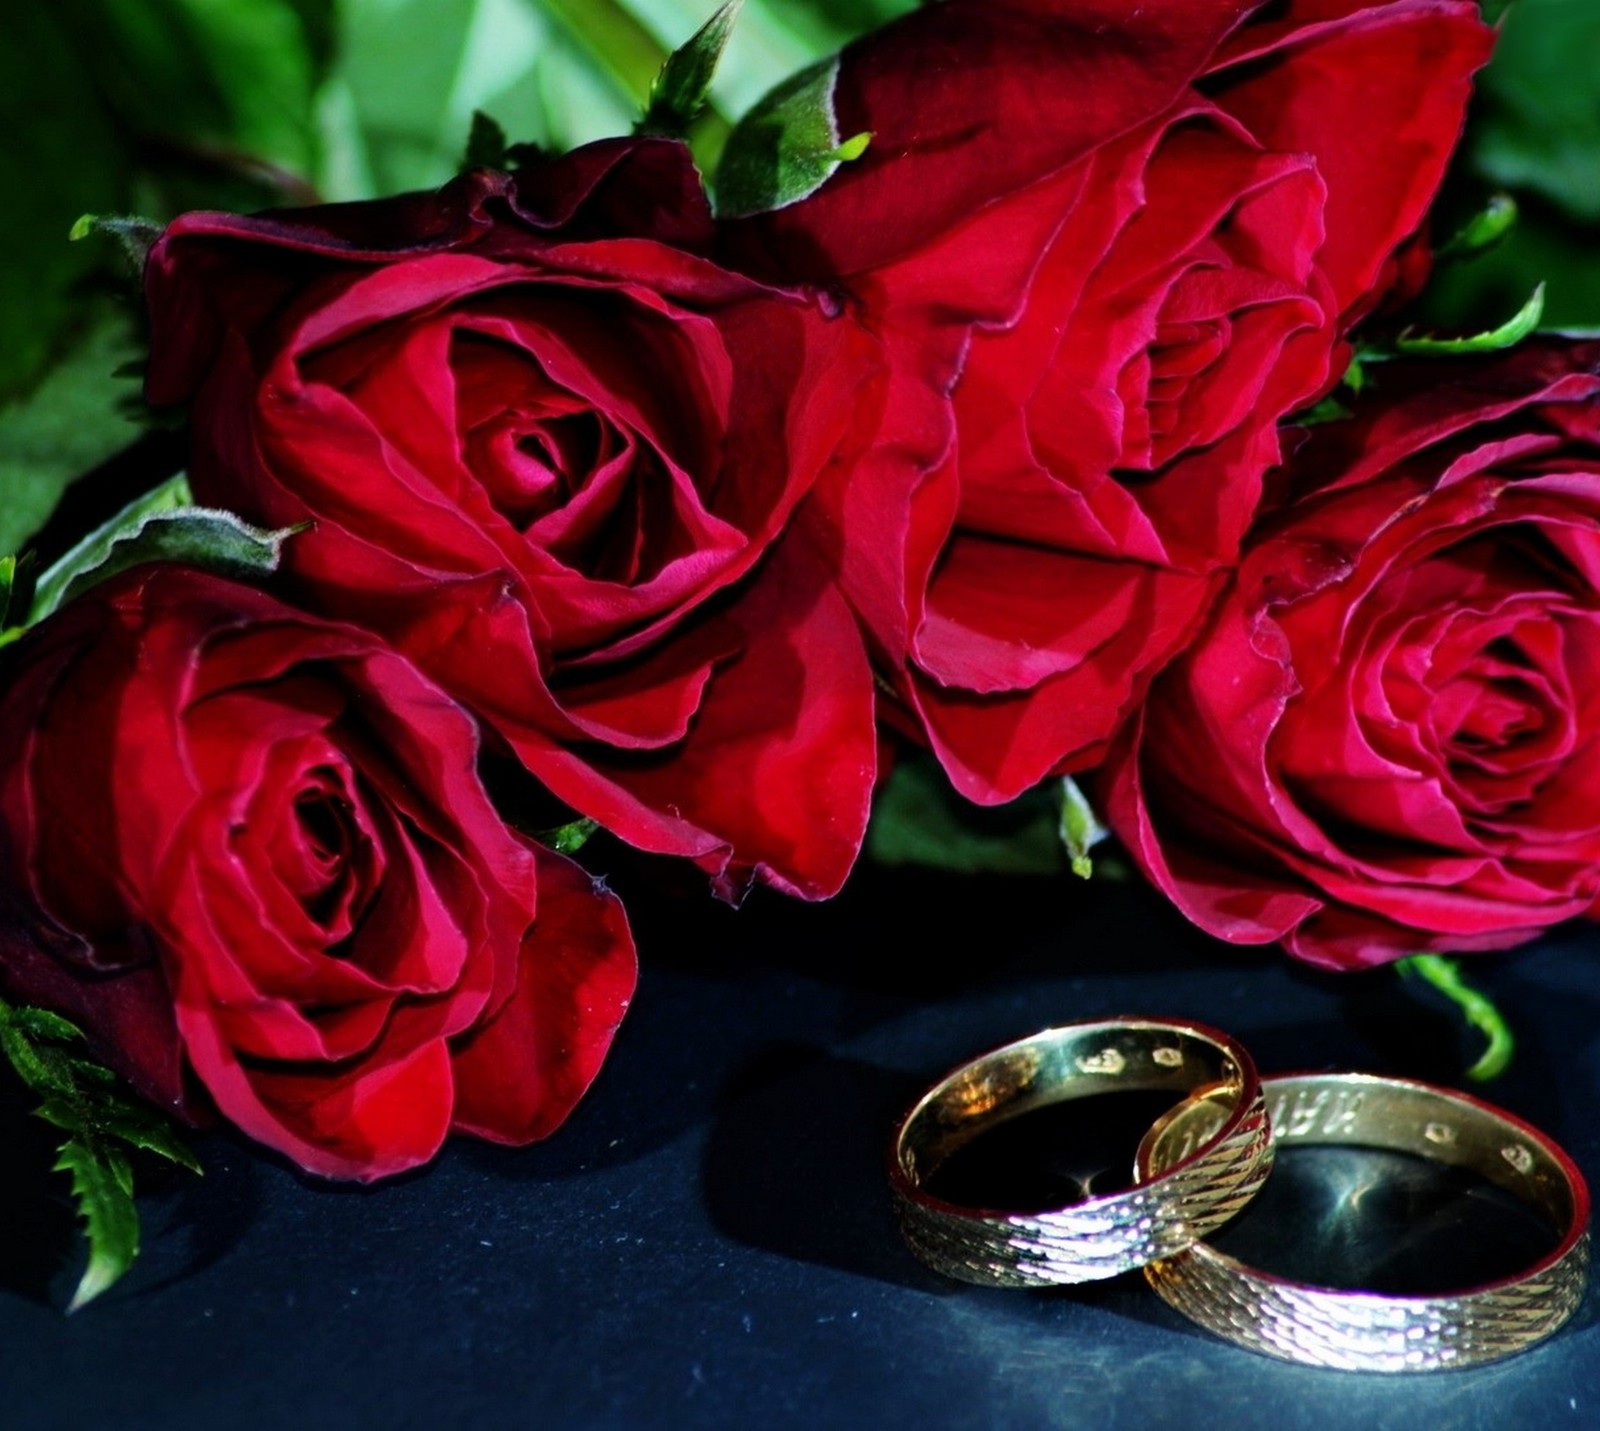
0;567;636;1179
144;139;880;901
739;0;1492;802
1105;343;1600;969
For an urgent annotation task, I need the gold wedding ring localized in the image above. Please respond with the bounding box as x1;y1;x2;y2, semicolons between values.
1136;1072;1592;1371
890;1018;1272;1286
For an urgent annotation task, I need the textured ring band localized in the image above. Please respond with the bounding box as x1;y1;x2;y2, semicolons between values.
1136;1072;1592;1372
889;1018;1273;1286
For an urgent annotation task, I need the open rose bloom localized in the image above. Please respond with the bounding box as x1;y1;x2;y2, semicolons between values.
0;0;1555;1198
743;0;1492;801
0;569;636;1179
144;141;880;902
1108;344;1600;968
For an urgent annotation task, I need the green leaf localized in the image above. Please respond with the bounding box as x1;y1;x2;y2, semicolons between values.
0;305;145;557
0;1020;62;1098
461;109;509;171
25;476;187;620
61;1056;121;1090
29;476;303;624
33;1095;94;1134
1344;348;1375;396
0;10;130;404
713;56;871;217
637;1;743;138
1471;0;1600;226
541;817;601;855
68;214;164;273
85;0;333;180
93;1094;206;1175
602;0;911;162
1296;397;1353;427
866;755;1067;876
56;1138;139;1314
0;995;199;1311
13;1006;91;1045
539;0;675;112
331;0;636;198
1418;0;1600;334
0;2;333;408
1397;953;1515;1082
1396;282;1546;357
1056;778;1107;881
1419;212;1600;332
1435;193;1519;263
0;555;23;631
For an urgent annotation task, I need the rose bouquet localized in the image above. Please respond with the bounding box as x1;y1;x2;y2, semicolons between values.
1;0;1594;1309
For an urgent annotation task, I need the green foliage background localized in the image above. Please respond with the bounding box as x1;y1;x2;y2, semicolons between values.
0;0;1595;558
0;0;913;555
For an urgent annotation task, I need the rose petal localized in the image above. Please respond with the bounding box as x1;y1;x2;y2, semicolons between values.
451;845;635;1144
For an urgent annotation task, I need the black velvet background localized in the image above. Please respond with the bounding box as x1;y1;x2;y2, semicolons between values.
2;865;1595;1429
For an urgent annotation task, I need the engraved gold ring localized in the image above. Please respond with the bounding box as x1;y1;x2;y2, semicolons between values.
1136;1072;1592;1371
889;1017;1273;1286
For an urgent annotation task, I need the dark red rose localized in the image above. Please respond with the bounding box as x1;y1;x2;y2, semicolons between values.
738;0;1492;803
144;138;880;901
0;567;636;1179
1105;342;1600;969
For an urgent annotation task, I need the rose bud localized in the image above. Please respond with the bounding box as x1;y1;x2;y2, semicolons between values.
0;567;636;1180
144;139;881;902
1105;342;1600;968
734;0;1493;802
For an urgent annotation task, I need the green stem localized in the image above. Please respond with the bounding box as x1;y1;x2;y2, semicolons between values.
1396;953;1515;1082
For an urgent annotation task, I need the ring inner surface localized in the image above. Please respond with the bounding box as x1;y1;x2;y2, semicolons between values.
900;1023;1243;1209
1141;1074;1573;1294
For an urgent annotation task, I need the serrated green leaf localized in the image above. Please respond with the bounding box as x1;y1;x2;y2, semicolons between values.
1436;193;1519;262
33;1095;89;1135
95;1099;205;1175
638;1;742;138
13;1004;86;1045
57;1139;139;1313
1397;282;1546;357
1056;777;1107;881
0;994;199;1309
866;755;1066;875
0;1021;58;1096
63;1056;120;1089
541;817;601;855
30;477;303;624
713;56;870;217
461;109;509;171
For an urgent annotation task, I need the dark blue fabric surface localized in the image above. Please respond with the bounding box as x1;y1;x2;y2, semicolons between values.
1;867;1595;1429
